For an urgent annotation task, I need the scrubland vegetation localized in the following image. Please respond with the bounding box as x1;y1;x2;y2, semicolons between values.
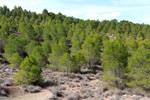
0;6;150;99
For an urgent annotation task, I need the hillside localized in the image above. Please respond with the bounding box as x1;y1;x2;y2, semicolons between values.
0;6;150;100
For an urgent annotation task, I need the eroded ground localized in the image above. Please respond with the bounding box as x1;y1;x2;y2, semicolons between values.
0;63;150;100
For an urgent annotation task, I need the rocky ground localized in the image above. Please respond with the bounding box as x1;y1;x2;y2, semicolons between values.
0;63;150;100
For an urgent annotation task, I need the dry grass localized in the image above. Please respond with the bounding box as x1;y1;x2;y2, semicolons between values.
7;86;25;97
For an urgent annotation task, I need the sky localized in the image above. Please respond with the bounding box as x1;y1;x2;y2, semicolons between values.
0;0;150;24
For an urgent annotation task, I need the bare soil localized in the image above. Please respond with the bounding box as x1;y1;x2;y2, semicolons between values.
9;89;52;100
1;63;150;100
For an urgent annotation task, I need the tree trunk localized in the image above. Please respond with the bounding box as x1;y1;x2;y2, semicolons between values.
115;69;118;85
78;66;81;73
88;59;91;69
67;66;68;76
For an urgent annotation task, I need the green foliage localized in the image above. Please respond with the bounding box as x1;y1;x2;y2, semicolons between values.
43;24;52;42
0;29;8;51
102;35;128;83
19;23;35;42
41;41;51;59
0;15;7;25
79;31;86;43
2;5;150;90
8;53;23;68
4;34;27;59
14;56;43;85
4;43;17;59
1;22;9;33
103;35;109;42
18;22;26;34
73;51;86;72
24;23;35;41
48;41;67;70
31;46;46;67
125;35;138;55
138;39;150;50
59;53;76;75
71;40;81;55
33;25;43;41
92;33;103;50
126;47;150;89
42;9;48;21
15;37;28;56
25;41;38;55
71;29;82;43
82;33;102;69
67;28;73;40
59;37;69;50
137;31;144;41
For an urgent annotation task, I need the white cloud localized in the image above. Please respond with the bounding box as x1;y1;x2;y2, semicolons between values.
111;0;150;6
0;0;123;21
57;0;86;2
0;0;43;12
0;0;127;16
83;12;121;20
50;6;126;18
0;0;39;7
141;18;150;24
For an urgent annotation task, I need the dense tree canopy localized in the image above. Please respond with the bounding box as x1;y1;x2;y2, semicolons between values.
126;47;150;89
1;6;150;89
102;36;128;84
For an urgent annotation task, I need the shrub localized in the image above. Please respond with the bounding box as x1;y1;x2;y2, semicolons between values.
8;53;23;68
13;56;43;85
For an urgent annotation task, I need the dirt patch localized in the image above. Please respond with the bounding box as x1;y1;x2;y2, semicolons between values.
9;89;52;100
7;86;25;97
1;64;150;100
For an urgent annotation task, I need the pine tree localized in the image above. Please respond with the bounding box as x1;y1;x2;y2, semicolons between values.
125;35;138;55
34;25;43;42
25;41;38;55
22;23;35;42
82;33;102;69
31;46;46;67
4;35;27;59
71;40;81;55
8;53;23;68
102;35;128;84
4;43;17;59
59;53;76;75
43;24;52;42
71;29;82;43
0;29;8;52
73;51;86;72
14;56;43;85
139;39;150;49
48;42;67;70
67;28;74;40
126;47;150;89
79;31;86;43
41;41;51;59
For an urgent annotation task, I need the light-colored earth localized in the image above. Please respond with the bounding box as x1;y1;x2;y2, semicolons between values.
62;77;100;100
1;64;150;100
8;89;52;100
5;78;100;100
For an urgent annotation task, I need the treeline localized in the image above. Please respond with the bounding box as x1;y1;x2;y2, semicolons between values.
0;6;150;89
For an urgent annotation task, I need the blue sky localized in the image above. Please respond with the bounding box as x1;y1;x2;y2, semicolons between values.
0;0;150;24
